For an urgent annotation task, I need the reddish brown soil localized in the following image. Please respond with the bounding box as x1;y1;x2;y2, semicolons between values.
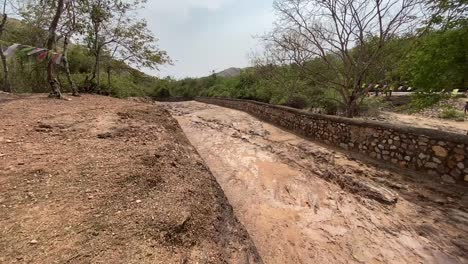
0;94;261;263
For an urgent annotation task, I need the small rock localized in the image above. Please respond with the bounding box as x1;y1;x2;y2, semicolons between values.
37;123;53;129
441;175;456;184
432;146;448;158
136;200;142;204
97;132;113;139
425;162;438;169
30;239;38;244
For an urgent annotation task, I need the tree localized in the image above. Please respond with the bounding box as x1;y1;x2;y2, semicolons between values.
60;0;80;96
103;19;169;91
403;27;467;92
82;0;113;88
81;0;168;91
266;0;422;117
425;0;467;29
46;0;66;98
0;0;11;92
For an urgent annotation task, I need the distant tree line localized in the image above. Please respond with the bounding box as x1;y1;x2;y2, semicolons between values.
0;0;466;117
167;0;467;117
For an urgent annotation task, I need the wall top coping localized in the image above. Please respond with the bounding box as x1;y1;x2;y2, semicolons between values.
196;97;468;145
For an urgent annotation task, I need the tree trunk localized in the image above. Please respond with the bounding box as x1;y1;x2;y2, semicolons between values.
345;98;358;118
0;43;10;92
62;34;79;96
107;66;111;91
46;0;65;98
0;11;11;92
90;24;101;90
96;51;101;88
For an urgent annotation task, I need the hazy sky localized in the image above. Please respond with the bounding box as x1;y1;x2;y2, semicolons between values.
141;0;275;79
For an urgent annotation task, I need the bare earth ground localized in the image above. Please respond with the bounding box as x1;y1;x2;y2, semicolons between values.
364;97;468;135
0;94;261;263
162;101;468;264
375;112;468;135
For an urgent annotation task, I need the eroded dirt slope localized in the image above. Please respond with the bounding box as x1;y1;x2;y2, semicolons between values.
163;101;468;264
0;94;261;263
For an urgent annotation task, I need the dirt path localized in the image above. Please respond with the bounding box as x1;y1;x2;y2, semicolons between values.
0;95;261;263
163;101;468;264
374;112;467;135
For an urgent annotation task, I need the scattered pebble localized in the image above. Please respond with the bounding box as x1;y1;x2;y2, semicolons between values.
136;200;142;204
29;239;38;245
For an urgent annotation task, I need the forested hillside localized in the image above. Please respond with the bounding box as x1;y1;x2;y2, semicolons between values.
0;0;169;98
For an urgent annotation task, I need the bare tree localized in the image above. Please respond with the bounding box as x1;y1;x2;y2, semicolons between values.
0;0;11;92
61;0;79;96
267;0;422;117
46;0;65;98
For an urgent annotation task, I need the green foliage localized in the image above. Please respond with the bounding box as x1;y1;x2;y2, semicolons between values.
439;107;465;121
426;0;468;29
408;93;447;112
402;27;467;93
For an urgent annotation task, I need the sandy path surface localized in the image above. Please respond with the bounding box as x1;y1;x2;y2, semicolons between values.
376;112;468;135
163;101;468;264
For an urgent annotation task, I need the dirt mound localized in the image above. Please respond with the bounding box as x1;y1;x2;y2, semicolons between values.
0;94;261;263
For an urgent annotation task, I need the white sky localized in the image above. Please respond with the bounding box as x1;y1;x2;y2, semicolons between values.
140;0;275;78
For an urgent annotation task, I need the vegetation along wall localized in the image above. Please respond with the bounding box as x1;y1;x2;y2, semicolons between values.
196;97;468;184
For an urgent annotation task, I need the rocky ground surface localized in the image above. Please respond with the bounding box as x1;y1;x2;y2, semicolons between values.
365;97;468;135
417;98;467;119
162;101;468;264
367;111;467;135
0;94;261;264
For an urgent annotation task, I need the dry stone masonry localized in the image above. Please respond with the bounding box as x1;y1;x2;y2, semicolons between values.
196;97;468;184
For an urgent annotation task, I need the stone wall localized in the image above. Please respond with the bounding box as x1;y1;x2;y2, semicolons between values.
153;97;194;102
196;97;468;184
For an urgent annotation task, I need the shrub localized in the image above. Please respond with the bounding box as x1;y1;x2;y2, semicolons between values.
439;107;465;121
153;87;171;98
360;97;389;116
282;96;309;109
409;93;447;113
